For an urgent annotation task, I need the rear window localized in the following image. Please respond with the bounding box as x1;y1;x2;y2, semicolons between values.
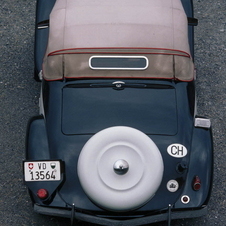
89;56;148;70
62;82;177;135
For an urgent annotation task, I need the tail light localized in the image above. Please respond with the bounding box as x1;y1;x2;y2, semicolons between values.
192;176;201;191
37;188;49;199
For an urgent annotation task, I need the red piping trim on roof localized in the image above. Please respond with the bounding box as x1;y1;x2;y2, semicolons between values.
43;76;194;82
47;47;191;58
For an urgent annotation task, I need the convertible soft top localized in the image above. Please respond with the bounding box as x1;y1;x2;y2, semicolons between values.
43;0;194;81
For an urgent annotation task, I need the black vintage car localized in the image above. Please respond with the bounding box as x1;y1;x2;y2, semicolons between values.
23;0;213;225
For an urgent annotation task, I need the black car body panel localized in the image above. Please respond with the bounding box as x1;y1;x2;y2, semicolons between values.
26;79;212;208
25;0;213;225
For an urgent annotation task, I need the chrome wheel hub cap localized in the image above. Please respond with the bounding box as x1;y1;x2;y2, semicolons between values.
113;159;129;175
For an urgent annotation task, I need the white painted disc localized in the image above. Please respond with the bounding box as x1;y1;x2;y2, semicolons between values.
77;126;164;211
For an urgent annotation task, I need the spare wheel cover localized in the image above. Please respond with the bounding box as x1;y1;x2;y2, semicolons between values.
77;126;164;211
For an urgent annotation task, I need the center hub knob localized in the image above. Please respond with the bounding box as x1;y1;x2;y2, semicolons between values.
113;159;129;175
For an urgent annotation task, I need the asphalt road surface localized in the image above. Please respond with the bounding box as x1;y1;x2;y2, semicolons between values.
0;0;225;225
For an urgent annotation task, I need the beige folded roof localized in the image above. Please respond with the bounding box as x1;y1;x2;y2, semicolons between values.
43;0;194;81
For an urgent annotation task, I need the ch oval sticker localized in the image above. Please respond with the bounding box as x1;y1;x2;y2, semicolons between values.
167;144;187;158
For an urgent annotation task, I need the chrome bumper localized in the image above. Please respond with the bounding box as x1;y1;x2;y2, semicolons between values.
34;204;207;226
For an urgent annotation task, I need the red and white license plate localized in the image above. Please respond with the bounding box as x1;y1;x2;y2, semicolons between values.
24;161;61;181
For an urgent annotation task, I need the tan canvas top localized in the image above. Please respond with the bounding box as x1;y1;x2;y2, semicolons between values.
43;0;194;81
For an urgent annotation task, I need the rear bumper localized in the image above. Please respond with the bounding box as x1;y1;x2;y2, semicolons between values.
34;204;207;226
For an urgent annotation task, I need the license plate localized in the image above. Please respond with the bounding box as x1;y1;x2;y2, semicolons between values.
24;161;61;181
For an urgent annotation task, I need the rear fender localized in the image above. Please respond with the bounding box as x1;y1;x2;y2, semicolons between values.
25;116;65;205
175;126;213;208
26;116;49;160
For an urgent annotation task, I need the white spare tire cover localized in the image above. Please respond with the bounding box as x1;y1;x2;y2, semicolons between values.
77;126;164;211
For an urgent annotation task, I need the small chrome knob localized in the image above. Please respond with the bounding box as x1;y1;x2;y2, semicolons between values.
113;159;129;175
